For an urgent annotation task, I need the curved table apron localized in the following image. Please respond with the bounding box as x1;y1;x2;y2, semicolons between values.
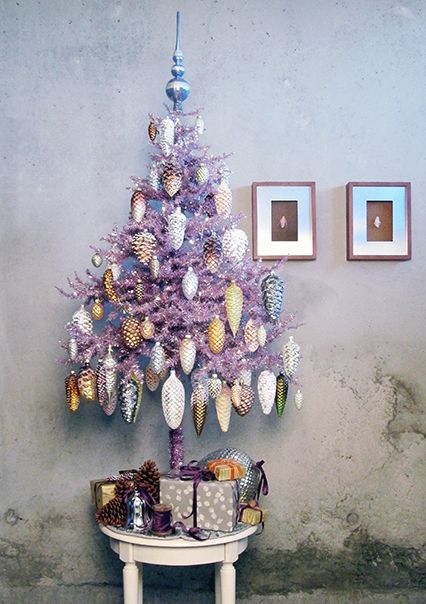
100;524;258;604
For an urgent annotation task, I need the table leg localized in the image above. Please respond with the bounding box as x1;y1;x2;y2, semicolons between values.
215;563;221;604
138;564;143;604
220;561;236;604
123;561;139;604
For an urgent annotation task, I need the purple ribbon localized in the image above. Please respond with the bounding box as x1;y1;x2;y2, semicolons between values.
171;521;210;541
254;460;269;500
174;460;215;528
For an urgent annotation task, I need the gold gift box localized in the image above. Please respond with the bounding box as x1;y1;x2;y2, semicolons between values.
240;503;268;526
90;470;137;510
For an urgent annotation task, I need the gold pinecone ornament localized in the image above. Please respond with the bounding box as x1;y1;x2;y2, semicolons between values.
225;280;243;337
72;305;93;335
215;382;231;432
283;336;300;377
208;316;225;354
150;255;160;279
148;120;157;142
214;179;232;217
130;191;146;223
163;160;182;197
233;383;255;416
203;234;222;273
276;372;289;417
258;370;276;415
191;383;208;437
146;365;160;392
132;231;156;264
77;364;96;401
140;317;155;340
161;369;185;429
223;228;248;263
121;317;142;350
208;373;222;400
65;372;80;412
92;299;104;321
257;324;267;347
244;319;258;352
195;164;209;185
134;280;144;303
179;335;196;375
159;116;175;156
103;267;119;303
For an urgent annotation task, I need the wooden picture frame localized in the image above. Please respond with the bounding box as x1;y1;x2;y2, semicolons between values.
252;182;316;260
346;182;411;260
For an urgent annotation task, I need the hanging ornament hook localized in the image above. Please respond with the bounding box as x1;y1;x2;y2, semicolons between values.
166;11;191;111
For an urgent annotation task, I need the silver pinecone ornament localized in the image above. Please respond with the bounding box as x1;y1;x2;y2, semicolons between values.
68;337;78;361
103;346;117;415
283;336;300;377
195;164;209;185
148;165;160;191
130;191;146;222
223;228;248;263
261;272;284;321
167;206;186;250
151;342;165;374
150;255;160;279
161;369;185;429
239;368;252;386
119;372;143;424
95;359;107;407
208;373;222;400
72;305;93;335
91;252;103;268
159;116;174;156
294;389;303;410
110;262;121;281
215;382;231;432
179;334;196;375
214;179;232;217
257;369;276;415
182;266;198;300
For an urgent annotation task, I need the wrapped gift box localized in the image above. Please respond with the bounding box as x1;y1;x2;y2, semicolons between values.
206;459;245;481
160;476;239;532
240;501;268;526
90;479;117;510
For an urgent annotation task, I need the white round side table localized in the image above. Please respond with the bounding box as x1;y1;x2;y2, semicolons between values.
100;524;258;604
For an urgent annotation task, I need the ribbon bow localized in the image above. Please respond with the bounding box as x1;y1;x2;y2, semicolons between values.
178;460;215;528
254;460;269;500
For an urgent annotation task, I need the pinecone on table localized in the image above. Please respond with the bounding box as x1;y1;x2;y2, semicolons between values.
95;496;127;527
134;460;160;502
114;478;135;502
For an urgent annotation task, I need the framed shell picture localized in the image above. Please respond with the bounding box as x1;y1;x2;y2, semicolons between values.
346;182;411;260
252;182;316;260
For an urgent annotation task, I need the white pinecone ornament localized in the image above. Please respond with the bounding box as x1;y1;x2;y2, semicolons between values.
239;368;252;386
150;255;160;279
179;335;196;375
159;116;174;156
72;305;93;335
132;231;156;264
167;206;186;250
195;164;209;185
215;382;231;432
257;324;267;347
148;165;160;191
195;114;204;136
258;369;276;415
151;342;165;374
161;369;185;429
294;389;303;410
110;262;121;281
283;336;300;377
223;228;248;263
68;337;78;361
130;191;146;222
208;373;222;400
182;266;198;300
214;179;232;217
244;319;259;352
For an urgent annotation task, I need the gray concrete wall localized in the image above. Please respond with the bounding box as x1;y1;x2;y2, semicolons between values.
1;1;425;602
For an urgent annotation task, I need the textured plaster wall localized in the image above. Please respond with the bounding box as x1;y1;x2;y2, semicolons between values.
1;1;425;602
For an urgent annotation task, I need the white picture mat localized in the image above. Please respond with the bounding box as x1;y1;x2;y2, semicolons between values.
352;186;408;256
256;185;314;256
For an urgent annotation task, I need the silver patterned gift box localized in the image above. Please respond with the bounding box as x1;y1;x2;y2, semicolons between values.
159;476;239;532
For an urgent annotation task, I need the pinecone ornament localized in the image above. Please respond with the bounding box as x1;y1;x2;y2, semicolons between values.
195;164;209;185
134;280;144;303
225;280;243;337
140;317;155;340
72;305;93;335
195;114;204;135
110;262;121;281
239;368;252;386
179;335;196;375
214;179;232;217
244;319;258;352
134;460;160;502
132;231;156;264
130;191;146;222
146;364;160;392
65;372;80;412
77;364;96;401
294;389;303;410
233;383;255;416
161;369;185;429
208;315;225;354
283;336;300;377
151;342;165;373
159;116;174;156
150;255;160;279
257;324;267;347
231;381;242;410
91;252;103;268
148;165;160;191
223;228;248;263
203;234;222;273
276;372;289;417
96;359;107;408
119;372;143;424
182;266;198;300
96;496;127;527
215;382;231;432
261;272;284;321
258;370;276;415
68;337;78;361
167;206;186;250
121;317;142;350
92;299;104;321
103;346;117;415
208;373;222;400
191;383;208;437
103;267;119;303
148;120;157;142
163;160;182;197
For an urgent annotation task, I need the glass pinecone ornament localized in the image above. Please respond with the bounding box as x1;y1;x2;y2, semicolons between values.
150;255;160;279
148;120;157;142
68;337;78;361
283;335;300;377
214;179;232;217
159;115;174;156
258;369;276;415
77;364;96;401
203;234;222;273
103;346;117;415
72;305;93;335
161;369;185;429
208;315;225;354
92;299;104;321
65;372;80;412
179;334;196;375
191;383;208;437
208;373;222;400
110;262;121;281
215;382;231;432
257;323;267;347
199;448;260;503
182;266;198;300
276;372;289;417
151;342;165;374
96;496;127;528
195;164;209;185
294;389;303;410
261;272;284;321
130;191;146;223
134;459;160;502
119;372;143;424
195;114;204;136
223;228;248;263
163;160;182;197
96;359;107;408
225;280;243;337
134;280;144;303
146;364;160;392
91;252;103;268
121;317;142;350
132;231;156;265
244;318;258;352
148;165;160;191
233;383;255;416
140;317;155;340
102;267;119;303
167;206;186;250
